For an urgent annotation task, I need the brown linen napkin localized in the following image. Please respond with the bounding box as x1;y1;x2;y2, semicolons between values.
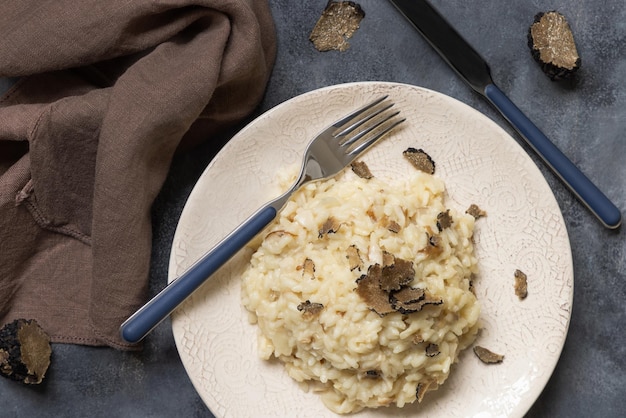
0;1;276;350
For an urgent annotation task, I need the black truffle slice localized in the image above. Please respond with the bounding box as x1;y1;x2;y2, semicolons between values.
425;343;440;357
514;269;528;300
379;258;415;292
528;11;581;80
364;369;381;378
309;1;365;52
346;245;363;271
297;300;325;319
318;216;341;238
390;287;442;314
466;204;487;219
355;264;396;316
420;229;443;258
351;160;373;179
0;319;51;384
403;148;435;174
302;258;316;280
356;256;441;316
381;250;395;267
385;218;402;233
416;380;436;403
473;345;504;364
436;210;453;231
390;286;424;309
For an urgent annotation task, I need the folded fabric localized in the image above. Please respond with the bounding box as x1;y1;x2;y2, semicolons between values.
0;1;276;350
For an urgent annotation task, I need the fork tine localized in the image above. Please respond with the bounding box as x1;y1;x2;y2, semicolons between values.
335;102;395;141
346;116;406;156
340;109;401;147
332;95;389;133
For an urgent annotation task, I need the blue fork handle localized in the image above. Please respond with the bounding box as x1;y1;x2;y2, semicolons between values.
120;205;278;344
484;83;622;229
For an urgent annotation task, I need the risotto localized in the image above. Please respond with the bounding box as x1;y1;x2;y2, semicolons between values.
241;165;480;414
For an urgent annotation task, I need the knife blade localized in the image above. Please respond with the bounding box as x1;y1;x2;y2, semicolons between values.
389;0;622;229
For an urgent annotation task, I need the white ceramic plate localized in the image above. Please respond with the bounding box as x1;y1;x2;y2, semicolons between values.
169;82;573;418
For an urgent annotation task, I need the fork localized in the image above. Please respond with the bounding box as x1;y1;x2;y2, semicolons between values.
120;96;405;343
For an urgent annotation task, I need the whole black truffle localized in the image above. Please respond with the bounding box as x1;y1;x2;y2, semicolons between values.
528;11;581;80
0;319;51;384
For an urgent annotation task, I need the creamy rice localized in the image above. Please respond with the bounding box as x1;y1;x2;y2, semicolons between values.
241;167;480;414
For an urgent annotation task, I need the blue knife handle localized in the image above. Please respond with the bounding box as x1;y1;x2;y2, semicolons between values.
484;83;621;229
120;205;278;344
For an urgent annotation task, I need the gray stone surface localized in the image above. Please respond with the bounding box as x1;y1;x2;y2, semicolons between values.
1;0;625;416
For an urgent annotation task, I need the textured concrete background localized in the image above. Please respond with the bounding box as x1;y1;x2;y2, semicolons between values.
1;0;624;416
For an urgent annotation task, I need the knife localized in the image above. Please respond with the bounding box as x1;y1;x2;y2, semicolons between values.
389;0;622;229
